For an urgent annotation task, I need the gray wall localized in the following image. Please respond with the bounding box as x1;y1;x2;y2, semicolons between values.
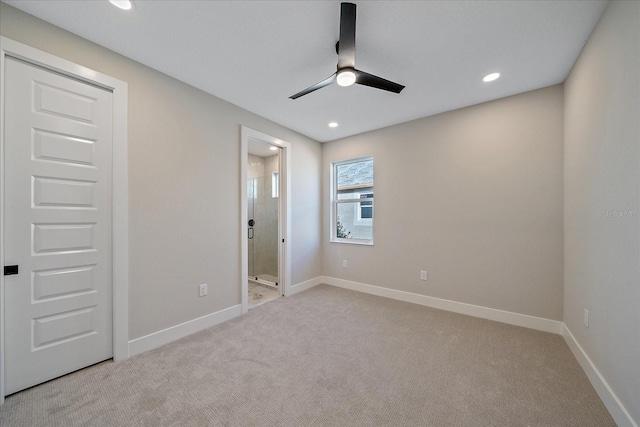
0;3;322;340
564;0;640;423
323;85;565;320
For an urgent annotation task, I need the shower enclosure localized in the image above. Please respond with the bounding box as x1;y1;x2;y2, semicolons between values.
247;154;279;288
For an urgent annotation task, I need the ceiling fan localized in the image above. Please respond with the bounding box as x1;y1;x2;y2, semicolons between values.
289;2;405;100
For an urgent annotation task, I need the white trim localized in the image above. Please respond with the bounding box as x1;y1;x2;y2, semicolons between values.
111;60;129;363
290;276;323;295
562;324;638;427
128;305;242;357
321;277;634;424
330;237;374;246
0;37;129;401
0;38;6;406
321;276;563;334
240;126;292;314
330;156;374;245
240;129;249;314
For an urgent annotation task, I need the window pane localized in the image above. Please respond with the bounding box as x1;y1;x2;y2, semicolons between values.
336;159;373;189
337;202;372;240
333;157;374;243
271;172;278;198
337;186;373;200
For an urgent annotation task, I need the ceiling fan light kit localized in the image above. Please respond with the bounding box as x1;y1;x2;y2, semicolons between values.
290;2;405;99
336;68;357;87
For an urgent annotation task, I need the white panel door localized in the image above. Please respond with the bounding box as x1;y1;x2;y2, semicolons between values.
4;57;113;395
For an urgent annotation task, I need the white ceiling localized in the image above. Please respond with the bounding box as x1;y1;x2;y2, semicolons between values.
4;0;607;142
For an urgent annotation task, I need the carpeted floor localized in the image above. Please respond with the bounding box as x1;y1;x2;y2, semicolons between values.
0;284;614;426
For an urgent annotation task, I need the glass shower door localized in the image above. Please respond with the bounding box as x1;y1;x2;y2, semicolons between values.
247;176;278;287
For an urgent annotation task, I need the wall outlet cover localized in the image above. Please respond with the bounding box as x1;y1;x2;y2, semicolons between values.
420;270;427;281
199;283;208;297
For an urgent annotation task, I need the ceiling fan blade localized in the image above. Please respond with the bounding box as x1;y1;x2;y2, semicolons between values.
289;73;337;99
337;2;356;69
355;69;405;94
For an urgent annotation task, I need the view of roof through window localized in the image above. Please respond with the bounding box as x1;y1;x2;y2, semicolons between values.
337;159;373;189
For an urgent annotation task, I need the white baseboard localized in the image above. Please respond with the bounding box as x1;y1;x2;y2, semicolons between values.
128;304;242;357
289;276;323;295
321;276;563;334
321;276;635;425
122;276;634;427
562;324;637;427
127;276;324;357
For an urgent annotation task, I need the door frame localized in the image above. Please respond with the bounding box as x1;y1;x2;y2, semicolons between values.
240;126;291;314
0;37;129;402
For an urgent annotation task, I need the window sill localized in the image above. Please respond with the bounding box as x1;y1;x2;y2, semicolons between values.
330;238;374;246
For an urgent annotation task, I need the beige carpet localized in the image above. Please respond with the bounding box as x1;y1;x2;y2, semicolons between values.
0;285;614;426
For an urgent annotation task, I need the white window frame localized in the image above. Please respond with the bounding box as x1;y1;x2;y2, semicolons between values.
330;156;374;245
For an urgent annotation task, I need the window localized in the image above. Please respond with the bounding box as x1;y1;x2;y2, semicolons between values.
331;157;373;244
356;193;373;222
272;172;279;198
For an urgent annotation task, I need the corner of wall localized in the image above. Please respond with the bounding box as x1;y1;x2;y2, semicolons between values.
562;324;638;427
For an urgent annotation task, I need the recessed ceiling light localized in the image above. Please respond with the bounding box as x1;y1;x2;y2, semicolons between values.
328;122;339;128
109;0;132;10
269;146;278;151
483;72;501;82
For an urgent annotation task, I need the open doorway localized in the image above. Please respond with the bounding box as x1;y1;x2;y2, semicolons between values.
247;142;280;308
240;127;291;313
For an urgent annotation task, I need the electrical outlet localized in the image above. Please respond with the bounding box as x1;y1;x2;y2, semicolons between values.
342;260;348;268
583;309;589;328
199;283;208;297
420;270;427;281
